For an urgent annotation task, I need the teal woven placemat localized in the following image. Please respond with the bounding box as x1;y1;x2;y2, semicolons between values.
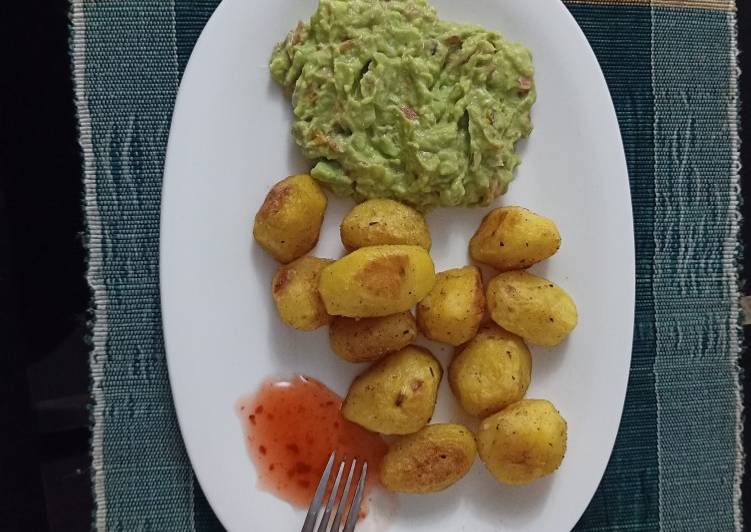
71;0;743;530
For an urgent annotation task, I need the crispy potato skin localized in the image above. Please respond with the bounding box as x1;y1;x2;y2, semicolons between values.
318;245;436;317
253;175;327;263
486;271;577;346
449;325;531;417
271;256;333;330
342;346;442;435
380;424;477;493
417;266;485;346
341;199;431;251
329;312;417;363
469;207;560;271
478;399;567;484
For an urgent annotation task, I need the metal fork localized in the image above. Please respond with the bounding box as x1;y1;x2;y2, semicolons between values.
300;452;368;532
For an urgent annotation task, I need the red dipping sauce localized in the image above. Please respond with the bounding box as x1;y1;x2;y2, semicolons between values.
237;376;388;509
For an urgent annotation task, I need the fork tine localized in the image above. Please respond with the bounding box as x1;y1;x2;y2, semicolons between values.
301;451;336;532
342;462;368;532
316;460;345;532
329;459;357;532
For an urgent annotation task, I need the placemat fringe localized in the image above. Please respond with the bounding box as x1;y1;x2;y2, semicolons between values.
728;7;744;532
69;1;108;531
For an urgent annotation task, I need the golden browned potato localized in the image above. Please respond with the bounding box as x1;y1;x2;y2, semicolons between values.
329;312;417;363
318;245;436;318
253;175;327;263
486;271;577;346
449;325;531;417
416;266;485;346
271;256;333;330
469;206;560;271
340;199;431;251
477;399;567;484
380;424;477;493
342;346;442;435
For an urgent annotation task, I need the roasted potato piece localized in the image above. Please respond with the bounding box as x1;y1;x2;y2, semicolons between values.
253;174;327;263
329;312;417;363
449;325;531;417
271;256;333;330
340;199;431;251
342;346;442;435
381;424;477;493
486;271;577;346
478;399;567;484
470;207;560;271
319;245;436;318
417;266;485;346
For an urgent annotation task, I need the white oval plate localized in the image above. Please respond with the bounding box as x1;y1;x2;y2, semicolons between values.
161;0;634;530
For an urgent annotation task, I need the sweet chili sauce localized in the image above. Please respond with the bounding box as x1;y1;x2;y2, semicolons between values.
236;376;388;510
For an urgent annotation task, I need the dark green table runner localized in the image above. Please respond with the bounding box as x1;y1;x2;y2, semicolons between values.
72;0;743;529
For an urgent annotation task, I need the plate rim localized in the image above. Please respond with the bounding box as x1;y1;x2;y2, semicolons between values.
160;0;635;529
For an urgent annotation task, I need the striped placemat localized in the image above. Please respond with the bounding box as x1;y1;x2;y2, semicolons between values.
70;0;743;529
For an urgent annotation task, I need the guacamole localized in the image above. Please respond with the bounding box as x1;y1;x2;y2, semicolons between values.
270;0;535;210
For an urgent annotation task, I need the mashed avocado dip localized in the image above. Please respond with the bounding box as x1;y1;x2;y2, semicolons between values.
270;0;535;210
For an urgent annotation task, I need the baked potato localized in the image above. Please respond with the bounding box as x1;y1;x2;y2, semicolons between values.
271;256;333;330
329;312;417;363
469;207;560;271
477;399;567;484
380;424;477;493
486;271;577;346
416;266;485;346
253;174;327;263
318;245;436;318
342;345;442;435
449;325;531;417
340;199;431;251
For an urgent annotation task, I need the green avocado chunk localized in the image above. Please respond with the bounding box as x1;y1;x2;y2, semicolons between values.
270;0;535;210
